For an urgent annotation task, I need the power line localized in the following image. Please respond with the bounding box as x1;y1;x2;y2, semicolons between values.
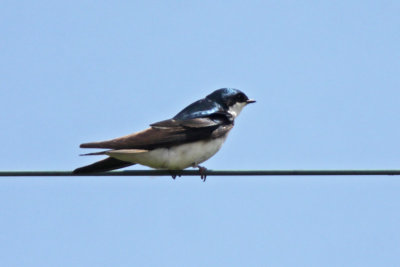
1;170;400;177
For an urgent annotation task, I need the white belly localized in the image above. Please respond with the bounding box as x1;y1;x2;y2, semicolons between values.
105;137;227;170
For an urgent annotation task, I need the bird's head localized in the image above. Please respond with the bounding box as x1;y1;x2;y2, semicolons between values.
206;88;255;118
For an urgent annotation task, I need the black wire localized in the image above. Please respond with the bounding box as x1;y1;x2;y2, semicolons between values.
1;170;400;176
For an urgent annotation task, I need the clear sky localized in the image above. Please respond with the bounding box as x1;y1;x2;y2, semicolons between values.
1;1;400;266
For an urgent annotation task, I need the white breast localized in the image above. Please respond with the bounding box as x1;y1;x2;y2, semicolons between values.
106;136;228;170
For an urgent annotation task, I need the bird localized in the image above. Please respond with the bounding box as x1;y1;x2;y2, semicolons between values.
73;88;255;181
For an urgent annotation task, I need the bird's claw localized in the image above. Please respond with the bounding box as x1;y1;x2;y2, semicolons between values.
170;171;181;180
198;166;207;182
170;167;207;182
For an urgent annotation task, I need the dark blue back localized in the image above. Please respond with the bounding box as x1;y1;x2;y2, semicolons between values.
173;98;223;120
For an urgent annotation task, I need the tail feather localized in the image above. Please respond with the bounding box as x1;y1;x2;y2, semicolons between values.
73;157;134;173
80;151;108;156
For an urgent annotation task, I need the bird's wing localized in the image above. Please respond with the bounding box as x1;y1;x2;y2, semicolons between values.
80;117;233;150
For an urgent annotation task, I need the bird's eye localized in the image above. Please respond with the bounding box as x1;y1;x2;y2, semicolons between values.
236;93;247;102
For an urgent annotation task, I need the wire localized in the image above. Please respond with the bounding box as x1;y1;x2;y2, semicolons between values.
1;170;400;176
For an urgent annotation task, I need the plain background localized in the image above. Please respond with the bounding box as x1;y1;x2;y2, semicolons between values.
1;1;399;266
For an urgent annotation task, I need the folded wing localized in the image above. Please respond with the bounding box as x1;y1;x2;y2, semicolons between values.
80;117;232;150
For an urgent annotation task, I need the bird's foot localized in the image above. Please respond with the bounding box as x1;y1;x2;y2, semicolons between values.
198;165;207;182
169;171;181;180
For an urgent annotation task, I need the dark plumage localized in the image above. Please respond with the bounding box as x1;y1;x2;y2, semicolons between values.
73;88;255;175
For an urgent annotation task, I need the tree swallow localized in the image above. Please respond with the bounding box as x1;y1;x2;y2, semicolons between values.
73;88;255;181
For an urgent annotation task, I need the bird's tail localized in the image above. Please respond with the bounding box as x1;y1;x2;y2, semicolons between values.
80;151;108;156
73;157;134;173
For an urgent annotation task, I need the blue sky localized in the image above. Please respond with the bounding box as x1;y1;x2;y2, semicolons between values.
1;1;400;266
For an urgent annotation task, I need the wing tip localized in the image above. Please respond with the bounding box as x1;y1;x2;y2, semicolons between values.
80;143;93;148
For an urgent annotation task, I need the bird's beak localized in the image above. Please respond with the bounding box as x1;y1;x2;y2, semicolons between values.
246;99;256;104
